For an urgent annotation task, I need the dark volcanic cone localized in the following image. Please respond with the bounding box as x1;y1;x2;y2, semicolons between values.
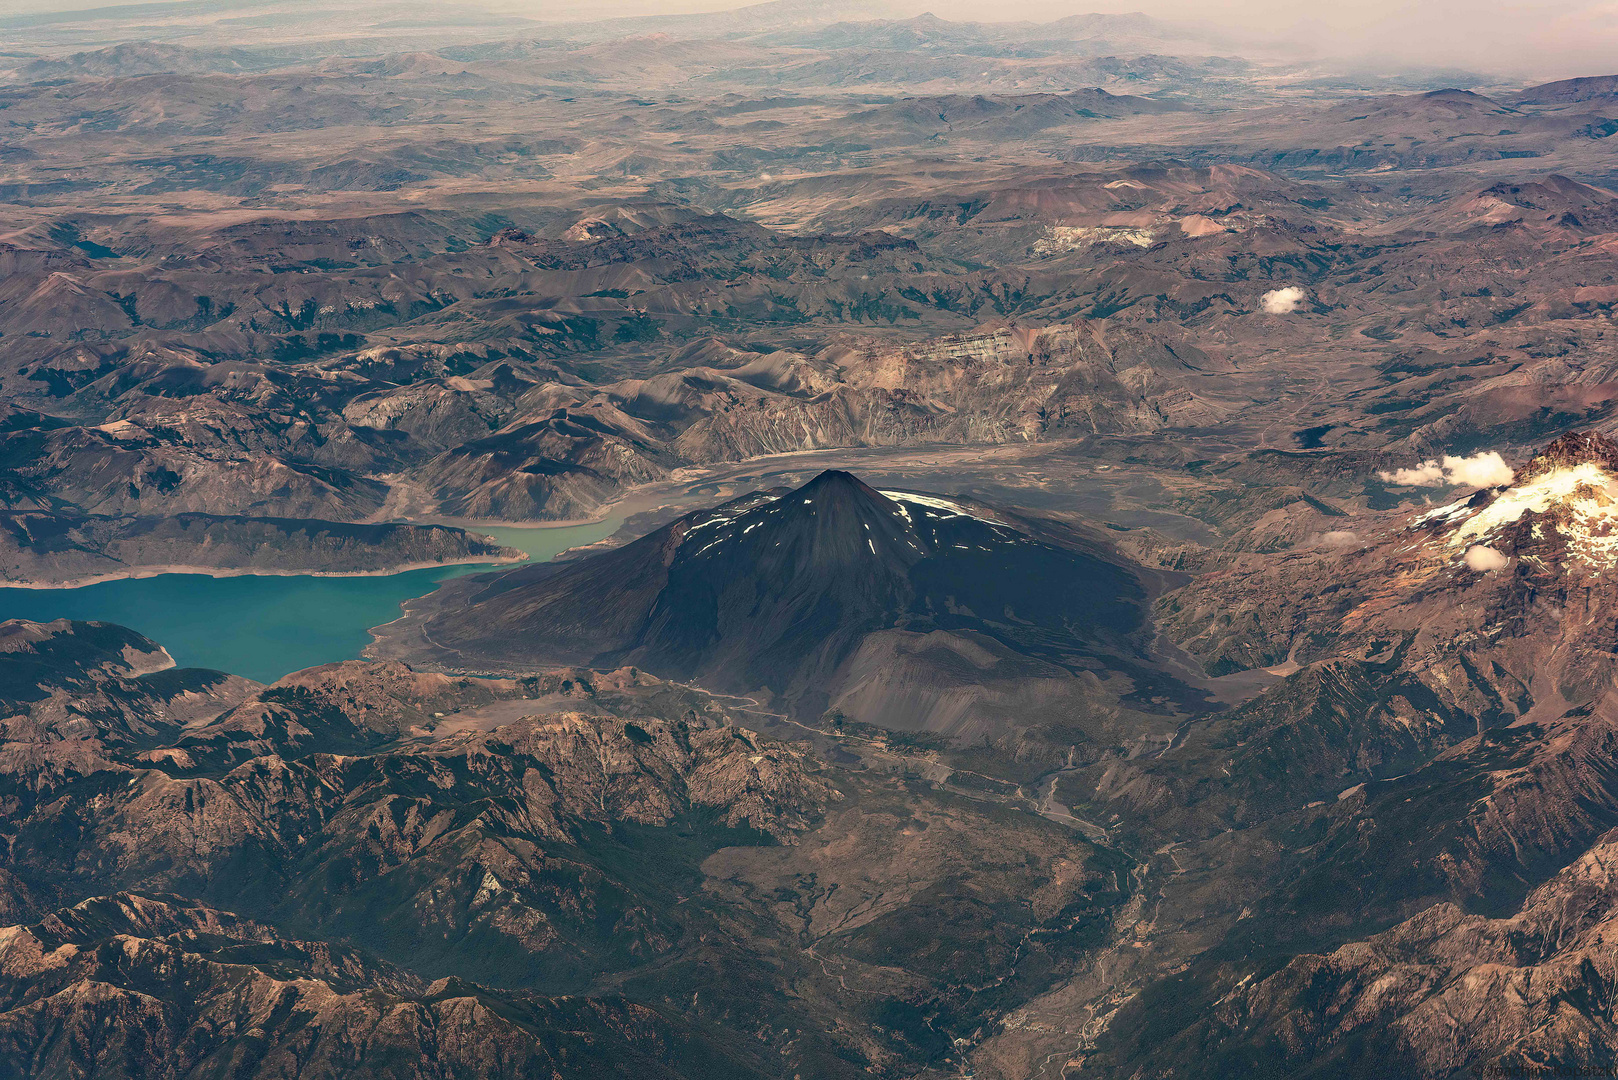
419;470;1161;711
637;470;927;693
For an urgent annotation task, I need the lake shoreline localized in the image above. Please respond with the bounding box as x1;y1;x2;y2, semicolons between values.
402;510;617;531
0;508;659;592
0;552;531;592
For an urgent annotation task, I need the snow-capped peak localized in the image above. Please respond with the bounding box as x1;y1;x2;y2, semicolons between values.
1414;432;1618;572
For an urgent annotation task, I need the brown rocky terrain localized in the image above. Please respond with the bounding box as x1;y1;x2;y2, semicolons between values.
0;618;255;747
1;26;1616;580
975;431;1618;1077
359;432;1618;1077
0;892;764;1080
26;429;1618;1078
0;621;1132;1078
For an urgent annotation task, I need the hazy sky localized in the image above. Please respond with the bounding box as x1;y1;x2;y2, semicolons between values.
508;0;1618;79
1128;0;1618;77
937;0;1613;77
5;0;1610;80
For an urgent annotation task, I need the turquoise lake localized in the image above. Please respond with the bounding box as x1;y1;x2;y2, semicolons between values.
0;518;622;684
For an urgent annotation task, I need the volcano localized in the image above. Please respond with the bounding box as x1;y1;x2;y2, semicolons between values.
407;470;1176;717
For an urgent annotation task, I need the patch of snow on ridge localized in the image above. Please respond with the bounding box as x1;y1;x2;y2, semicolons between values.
1414;498;1474;526
1447;462;1618;567
881;491;997;524
883;491;965;513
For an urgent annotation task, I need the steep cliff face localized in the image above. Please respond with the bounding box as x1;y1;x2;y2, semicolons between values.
393;321;1219;520
825;322;1224;438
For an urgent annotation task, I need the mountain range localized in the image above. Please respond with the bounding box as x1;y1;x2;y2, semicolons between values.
15;432;1618;1077
7;2;1618;1076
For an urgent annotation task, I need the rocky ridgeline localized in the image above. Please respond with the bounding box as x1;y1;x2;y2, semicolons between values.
2;309;1217;529
0;893;743;1079
1517;429;1618;481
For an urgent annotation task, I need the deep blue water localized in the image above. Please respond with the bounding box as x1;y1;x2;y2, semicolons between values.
0;519;619;683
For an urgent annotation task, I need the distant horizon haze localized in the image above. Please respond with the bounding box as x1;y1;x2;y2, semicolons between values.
0;0;1608;81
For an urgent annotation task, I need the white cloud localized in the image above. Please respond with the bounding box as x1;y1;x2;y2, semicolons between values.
1260;286;1306;314
1464;545;1509;572
1443;452;1515;489
1316;530;1360;548
1379;461;1446;487
1378;451;1515;490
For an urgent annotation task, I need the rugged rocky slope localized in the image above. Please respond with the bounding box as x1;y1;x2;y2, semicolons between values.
21;442;1618;1079
1013;431;1618;1077
5;133;1618;561
1109;433;1618;843
0;618;254;747
1163;430;1618;693
10;6;1618;1074
0;619;1131;1079
1131;834;1618;1078
0;298;1218;529
0;893;761;1080
7;131;1618;560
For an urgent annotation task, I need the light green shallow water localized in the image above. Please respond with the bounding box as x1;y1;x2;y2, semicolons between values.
0;517;621;684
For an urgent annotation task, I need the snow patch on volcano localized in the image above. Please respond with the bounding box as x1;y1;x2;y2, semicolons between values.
882;491;994;523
